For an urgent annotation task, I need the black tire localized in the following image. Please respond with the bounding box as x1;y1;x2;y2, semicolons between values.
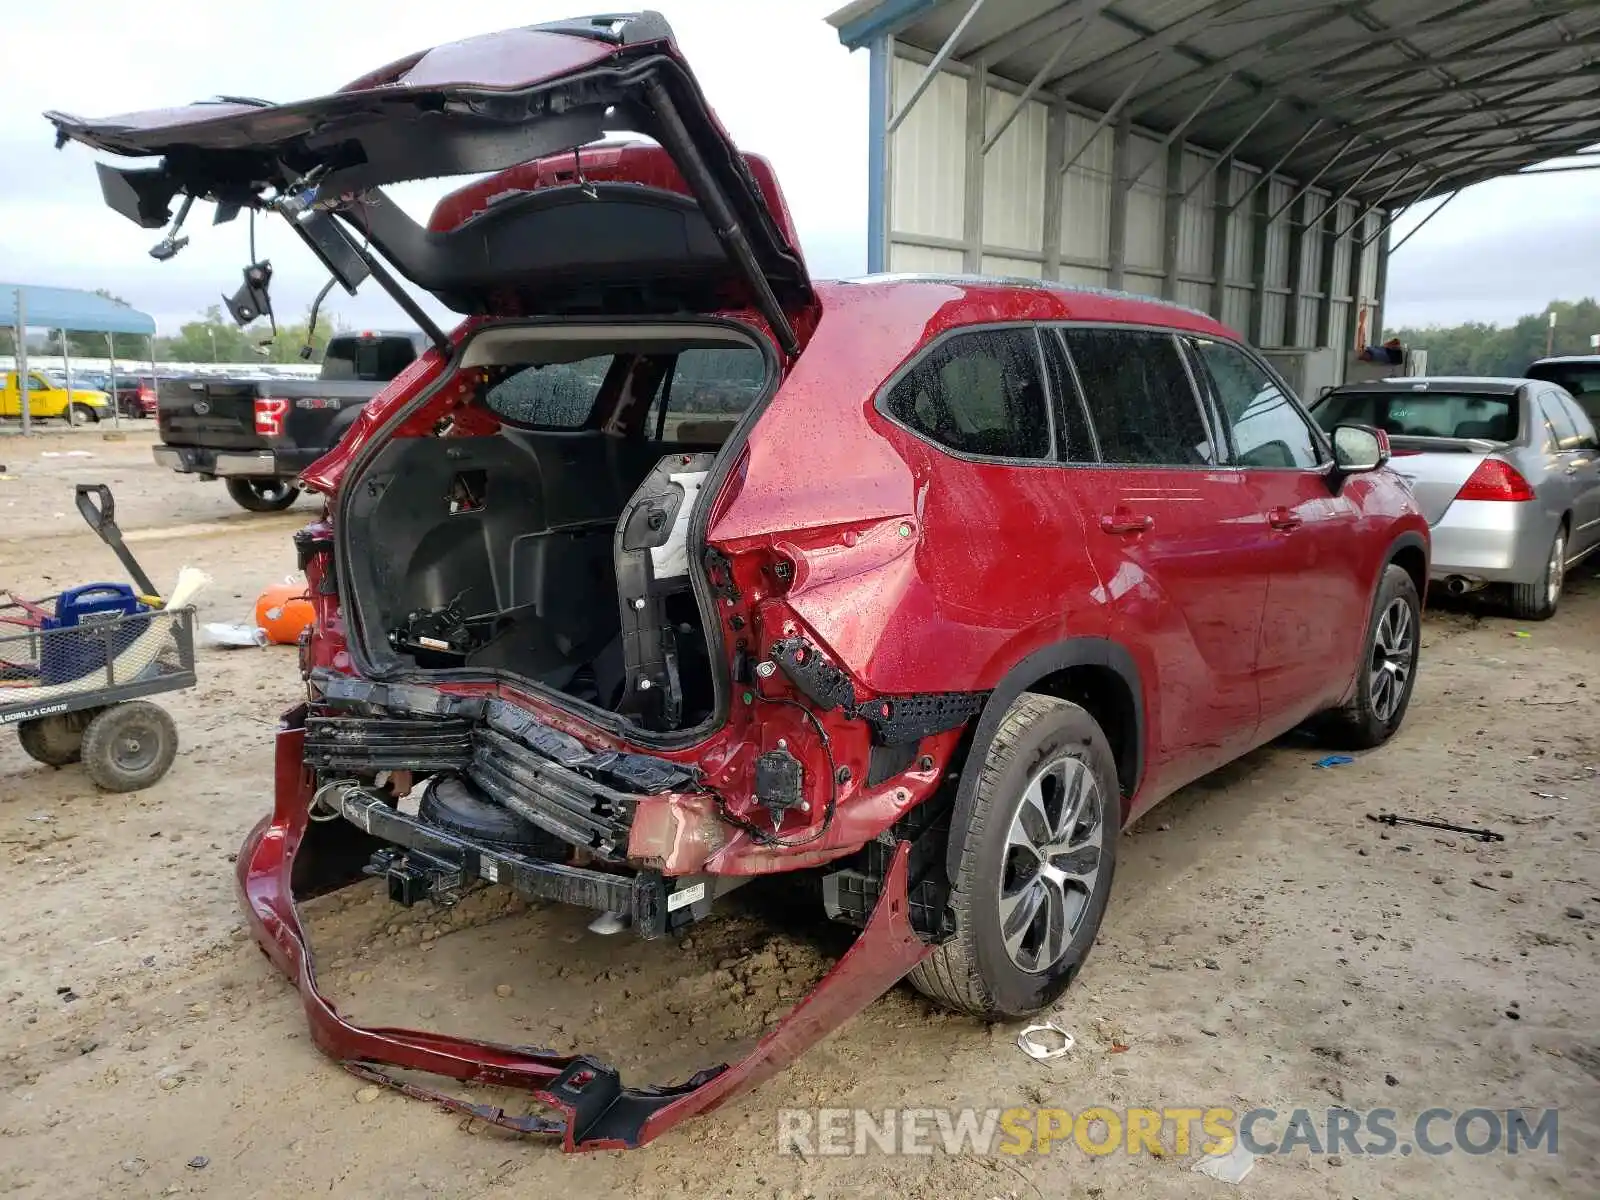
1508;522;1566;622
81;702;178;792
908;693;1119;1020
225;477;300;512
418;776;566;856
16;709;102;767
1318;564;1421;750
67;402;98;426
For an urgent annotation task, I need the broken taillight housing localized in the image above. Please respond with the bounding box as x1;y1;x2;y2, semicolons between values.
1455;458;1535;502
254;396;290;437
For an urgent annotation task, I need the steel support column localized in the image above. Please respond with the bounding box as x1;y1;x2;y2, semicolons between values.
1248;176;1271;344
1108;109;1133;290
1344;210;1367;357
1042;103;1067;279
1161;139;1186;300
1286;195;1311;345
1210;157;1233;321
867;35;893;274
963;62;987;272
1370;220;1391;343
1315;210;1341;348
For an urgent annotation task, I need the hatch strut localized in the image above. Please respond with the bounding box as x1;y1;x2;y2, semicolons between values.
276;207;450;355
640;76;800;358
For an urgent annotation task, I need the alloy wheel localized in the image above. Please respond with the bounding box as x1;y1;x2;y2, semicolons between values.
1547;531;1566;609
1368;597;1416;724
998;753;1104;974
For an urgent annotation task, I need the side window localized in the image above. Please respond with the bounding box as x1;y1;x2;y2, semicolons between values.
1556;392;1598;451
1189;338;1322;468
647;347;768;444
1063;328;1216;466
484;355;614;428
882;328;1052;460
1539;392;1580;452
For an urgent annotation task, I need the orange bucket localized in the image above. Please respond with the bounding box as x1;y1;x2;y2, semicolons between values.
255;581;314;646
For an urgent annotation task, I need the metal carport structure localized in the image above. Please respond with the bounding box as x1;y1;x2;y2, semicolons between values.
828;0;1600;384
2;283;158;435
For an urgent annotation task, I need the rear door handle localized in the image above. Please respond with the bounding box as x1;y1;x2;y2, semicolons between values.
1268;506;1303;531
1099;511;1154;535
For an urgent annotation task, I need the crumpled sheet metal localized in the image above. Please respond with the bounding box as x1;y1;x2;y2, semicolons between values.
235;716;935;1150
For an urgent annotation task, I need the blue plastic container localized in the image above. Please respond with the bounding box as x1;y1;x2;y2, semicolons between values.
39;584;150;684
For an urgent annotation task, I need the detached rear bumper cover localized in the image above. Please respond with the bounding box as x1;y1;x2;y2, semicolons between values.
236;717;933;1151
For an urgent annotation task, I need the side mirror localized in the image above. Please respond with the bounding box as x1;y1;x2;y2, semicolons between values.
1332;423;1389;472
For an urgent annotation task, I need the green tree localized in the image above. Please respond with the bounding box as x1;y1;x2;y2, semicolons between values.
260;307;347;364
1391;298;1600;377
155;305;264;363
153;303;346;364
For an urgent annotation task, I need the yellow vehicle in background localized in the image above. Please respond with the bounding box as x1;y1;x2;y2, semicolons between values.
0;371;112;424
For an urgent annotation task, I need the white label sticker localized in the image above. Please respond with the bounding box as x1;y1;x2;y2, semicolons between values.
666;881;706;912
480;859;499;883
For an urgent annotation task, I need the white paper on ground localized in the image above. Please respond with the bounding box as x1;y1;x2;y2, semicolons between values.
1192;1140;1257;1183
202;622;268;648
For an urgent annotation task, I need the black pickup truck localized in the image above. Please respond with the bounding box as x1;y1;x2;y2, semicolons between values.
153;331;426;511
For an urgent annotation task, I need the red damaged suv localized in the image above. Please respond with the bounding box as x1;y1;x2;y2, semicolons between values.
51;12;1428;1150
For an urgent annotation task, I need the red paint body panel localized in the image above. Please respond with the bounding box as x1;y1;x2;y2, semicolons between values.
426;142;805;264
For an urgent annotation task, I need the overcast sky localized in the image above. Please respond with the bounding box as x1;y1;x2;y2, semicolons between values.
1;1;1594;337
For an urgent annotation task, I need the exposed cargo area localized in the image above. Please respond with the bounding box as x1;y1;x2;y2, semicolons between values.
343;326;770;734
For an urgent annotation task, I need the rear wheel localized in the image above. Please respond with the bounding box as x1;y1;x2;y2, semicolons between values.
908;693;1118;1019
67;403;98;426
1509;524;1565;621
1318;564;1421;749
81;702;178;792
225;477;300;512
16;709;102;767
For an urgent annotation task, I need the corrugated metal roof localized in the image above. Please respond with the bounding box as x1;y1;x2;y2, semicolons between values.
829;0;1600;207
0;283;156;335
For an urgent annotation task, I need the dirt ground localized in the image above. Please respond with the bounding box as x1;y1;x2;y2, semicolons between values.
1;424;1596;1199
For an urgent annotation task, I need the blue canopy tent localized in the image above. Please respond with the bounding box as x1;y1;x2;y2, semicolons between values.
2;283;158;435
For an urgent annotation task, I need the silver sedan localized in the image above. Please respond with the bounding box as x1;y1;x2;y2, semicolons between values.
1312;376;1600;619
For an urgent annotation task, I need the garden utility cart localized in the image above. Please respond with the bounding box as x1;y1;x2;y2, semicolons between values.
1;485;199;791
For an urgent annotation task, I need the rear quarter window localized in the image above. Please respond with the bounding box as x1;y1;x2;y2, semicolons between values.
880;328;1052;460
484;355;615;428
647;347;768;443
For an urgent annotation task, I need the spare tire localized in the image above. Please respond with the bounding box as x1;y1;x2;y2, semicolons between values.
418;776;566;857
